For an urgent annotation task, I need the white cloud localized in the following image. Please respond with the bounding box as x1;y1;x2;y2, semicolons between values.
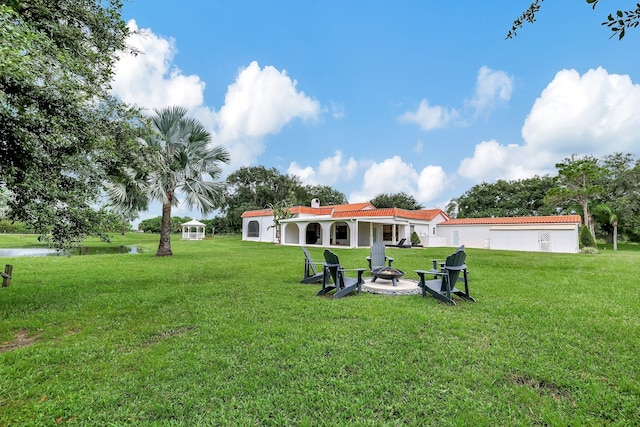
457;140;547;182
417;165;448;202
399;99;459;131
111;20;205;111
522;67;640;155
348;156;447;205
458;67;640;184
216;61;321;169
287;151;358;186
466;66;514;117
216;61;320;141
399;66;513;131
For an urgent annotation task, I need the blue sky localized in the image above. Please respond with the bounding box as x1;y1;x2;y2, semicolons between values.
112;1;640;224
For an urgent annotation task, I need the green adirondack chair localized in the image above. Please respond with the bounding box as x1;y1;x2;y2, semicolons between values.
301;247;324;284
317;250;365;299
415;246;475;305
366;243;394;282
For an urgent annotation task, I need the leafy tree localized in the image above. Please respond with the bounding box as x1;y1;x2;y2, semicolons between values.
138;217;162;233
297;185;347;207
267;201;294;244
0;0;143;248
138;216;191;234
370;192;424;210
450;176;557;218
544;155;604;236
220;166;347;233
597;152;640;244
141;106;229;256
508;0;640;40
201;218;224;235
222;166;300;232
591;203;618;249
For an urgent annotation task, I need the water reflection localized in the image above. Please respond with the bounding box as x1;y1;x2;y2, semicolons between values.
0;245;144;257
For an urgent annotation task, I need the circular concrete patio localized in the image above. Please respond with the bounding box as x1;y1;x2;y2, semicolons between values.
362;277;421;295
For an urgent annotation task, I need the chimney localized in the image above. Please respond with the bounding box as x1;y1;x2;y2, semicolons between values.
311;198;320;208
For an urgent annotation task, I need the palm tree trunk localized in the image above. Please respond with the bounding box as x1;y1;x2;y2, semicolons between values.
157;199;173;256
613;220;618;251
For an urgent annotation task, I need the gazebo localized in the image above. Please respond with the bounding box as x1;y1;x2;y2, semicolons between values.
181;218;206;240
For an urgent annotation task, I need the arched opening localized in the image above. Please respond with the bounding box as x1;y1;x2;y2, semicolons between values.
247;220;260;238
331;221;350;246
305;222;322;245
284;223;300;244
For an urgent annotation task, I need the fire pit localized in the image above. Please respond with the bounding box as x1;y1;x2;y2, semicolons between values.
371;267;405;287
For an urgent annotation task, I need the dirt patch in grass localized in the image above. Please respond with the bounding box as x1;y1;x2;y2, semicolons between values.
512;374;573;401
0;329;36;353
143;325;196;346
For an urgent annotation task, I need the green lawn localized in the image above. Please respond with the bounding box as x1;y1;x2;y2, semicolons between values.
1;234;639;426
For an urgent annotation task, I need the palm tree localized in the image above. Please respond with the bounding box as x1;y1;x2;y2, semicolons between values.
592;204;619;251
142;106;230;256
105;167;150;235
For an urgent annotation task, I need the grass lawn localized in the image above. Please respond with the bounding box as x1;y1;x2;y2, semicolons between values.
1;234;639;425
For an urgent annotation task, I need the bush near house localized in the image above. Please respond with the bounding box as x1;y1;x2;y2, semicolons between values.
579;225;597;248
410;231;421;246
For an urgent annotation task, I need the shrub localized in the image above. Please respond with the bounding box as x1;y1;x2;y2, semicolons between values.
410;231;421;246
579;225;596;248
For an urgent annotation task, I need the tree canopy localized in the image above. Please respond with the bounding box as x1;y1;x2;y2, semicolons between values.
0;0;143;248
219;166;347;233
544;154;604;234
369;192;424;210
447;176;557;218
508;0;640;40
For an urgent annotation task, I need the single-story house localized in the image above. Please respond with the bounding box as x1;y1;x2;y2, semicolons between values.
242;200;582;253
436;215;582;253
242;199;449;248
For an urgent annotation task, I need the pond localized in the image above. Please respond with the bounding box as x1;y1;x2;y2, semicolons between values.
0;245;144;257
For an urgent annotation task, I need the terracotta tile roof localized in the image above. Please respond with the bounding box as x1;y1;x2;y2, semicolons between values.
241;209;273;218
332;207;446;221
439;215;582;225
242;202;375;218
288;206;334;215
242;203;446;221
330;202;376;212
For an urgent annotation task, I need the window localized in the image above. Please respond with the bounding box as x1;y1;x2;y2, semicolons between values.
248;221;259;237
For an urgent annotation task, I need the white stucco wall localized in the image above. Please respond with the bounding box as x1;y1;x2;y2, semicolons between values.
242;216;276;243
490;226;579;253
437;225;490;248
437;224;579;253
